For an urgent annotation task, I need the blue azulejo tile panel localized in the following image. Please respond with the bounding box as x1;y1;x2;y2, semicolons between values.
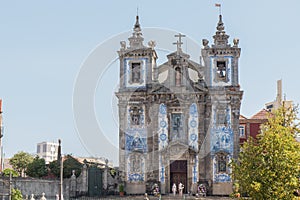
158;104;168;150
126;154;145;182
125;131;147;153
188;103;198;151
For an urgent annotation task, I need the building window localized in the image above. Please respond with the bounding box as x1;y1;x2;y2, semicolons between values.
37;145;41;153
43;144;47;153
239;125;245;138
266;104;273;112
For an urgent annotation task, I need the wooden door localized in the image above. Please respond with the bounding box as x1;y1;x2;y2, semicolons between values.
170;160;187;193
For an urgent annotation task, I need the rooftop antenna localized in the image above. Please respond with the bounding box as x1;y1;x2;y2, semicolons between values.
215;3;222;15
137;6;139;16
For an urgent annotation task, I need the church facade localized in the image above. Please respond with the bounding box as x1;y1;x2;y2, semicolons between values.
116;14;243;195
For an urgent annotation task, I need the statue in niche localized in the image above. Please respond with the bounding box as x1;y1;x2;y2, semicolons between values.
130;154;141;173
131;63;141;83
175;67;181;86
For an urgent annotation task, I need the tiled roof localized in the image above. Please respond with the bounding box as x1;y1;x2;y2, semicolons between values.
250;109;270;120
239;114;248;120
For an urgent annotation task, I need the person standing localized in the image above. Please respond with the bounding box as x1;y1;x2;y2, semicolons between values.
172;183;177;196
178;182;184;196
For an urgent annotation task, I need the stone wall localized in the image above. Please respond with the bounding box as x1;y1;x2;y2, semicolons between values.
12;178;67;199
0;165;89;199
0;164;122;198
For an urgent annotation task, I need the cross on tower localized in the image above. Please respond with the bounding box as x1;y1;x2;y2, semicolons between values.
173;33;186;52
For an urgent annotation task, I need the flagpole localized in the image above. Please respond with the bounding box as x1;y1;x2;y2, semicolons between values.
215;3;222;15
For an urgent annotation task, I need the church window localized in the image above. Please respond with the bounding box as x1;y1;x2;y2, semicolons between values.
171;113;184;140
131;63;141;83
130;106;142;126
216;61;226;80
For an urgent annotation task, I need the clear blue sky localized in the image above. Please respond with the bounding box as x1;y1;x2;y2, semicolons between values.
0;1;299;165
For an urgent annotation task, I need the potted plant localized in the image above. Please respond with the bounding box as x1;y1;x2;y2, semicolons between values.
119;184;124;196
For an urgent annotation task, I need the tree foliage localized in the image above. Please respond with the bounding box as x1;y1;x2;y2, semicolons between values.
232;106;300;199
9;152;33;177
11;188;23;200
63;155;82;178
48;155;82;178
26;156;48;178
2;168;19;177
48;160;60;178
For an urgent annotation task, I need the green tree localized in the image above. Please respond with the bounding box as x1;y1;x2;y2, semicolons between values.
26;156;48;178
48;160;60;178
48;155;82;178
232;106;300;199
63;155;82;178
2;168;18;177
11;188;22;200
9;152;33;177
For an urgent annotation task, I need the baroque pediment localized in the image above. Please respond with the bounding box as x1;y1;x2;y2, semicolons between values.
167;141;189;156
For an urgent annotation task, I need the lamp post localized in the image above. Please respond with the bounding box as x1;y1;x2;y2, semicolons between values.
58;139;63;200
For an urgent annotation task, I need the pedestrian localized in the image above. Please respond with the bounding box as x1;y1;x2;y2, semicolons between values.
172;183;177;196
144;193;149;200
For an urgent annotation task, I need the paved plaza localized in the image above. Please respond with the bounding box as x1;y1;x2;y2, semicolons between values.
73;194;230;200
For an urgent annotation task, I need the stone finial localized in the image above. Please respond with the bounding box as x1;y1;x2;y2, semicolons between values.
134;15;141;33
120;41;126;50
213;14;230;47
216;15;225;32
148;40;156;49
40;193;46;200
233;38;239;47
30;194;35;200
202;39;209;48
128;15;144;49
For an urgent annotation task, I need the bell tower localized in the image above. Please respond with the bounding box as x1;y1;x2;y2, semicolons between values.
116;15;158;194
118;15;158;91
201;14;243;195
202;14;241;87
